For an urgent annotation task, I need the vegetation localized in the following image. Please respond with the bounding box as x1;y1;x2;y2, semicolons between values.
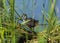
38;0;60;43
0;0;60;43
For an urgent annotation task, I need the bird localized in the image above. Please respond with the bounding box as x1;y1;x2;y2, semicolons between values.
22;13;39;28
18;14;39;43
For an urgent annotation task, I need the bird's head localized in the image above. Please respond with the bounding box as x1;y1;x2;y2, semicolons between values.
22;13;27;21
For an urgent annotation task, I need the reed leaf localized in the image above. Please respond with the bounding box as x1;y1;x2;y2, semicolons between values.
9;0;15;28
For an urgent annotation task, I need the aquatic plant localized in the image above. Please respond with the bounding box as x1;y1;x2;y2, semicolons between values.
0;0;60;43
37;0;60;43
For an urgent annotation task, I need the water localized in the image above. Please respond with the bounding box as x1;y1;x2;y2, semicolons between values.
6;0;60;32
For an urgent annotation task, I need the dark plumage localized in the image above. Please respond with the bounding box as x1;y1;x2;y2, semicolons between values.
26;18;38;28
22;14;39;28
